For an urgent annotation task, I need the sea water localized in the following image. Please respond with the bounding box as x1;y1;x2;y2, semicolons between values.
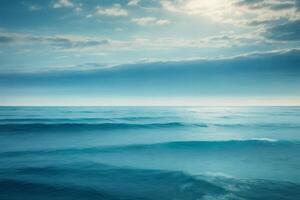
0;106;299;199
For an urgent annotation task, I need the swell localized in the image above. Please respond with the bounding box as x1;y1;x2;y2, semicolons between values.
0;122;205;132
2;139;298;156
1;164;299;200
0;121;299;133
0;180;122;200
213;123;300;129
0;116;170;123
0;164;226;200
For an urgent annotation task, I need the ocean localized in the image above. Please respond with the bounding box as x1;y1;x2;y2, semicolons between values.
0;106;299;200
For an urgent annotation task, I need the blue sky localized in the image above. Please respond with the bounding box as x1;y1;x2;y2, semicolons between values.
0;0;300;105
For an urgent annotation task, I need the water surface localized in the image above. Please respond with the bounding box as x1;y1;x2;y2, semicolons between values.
0;106;299;200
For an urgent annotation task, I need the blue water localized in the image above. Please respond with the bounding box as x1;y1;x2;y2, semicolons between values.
0;106;299;200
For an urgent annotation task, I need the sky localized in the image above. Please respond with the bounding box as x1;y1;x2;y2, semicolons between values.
0;0;300;106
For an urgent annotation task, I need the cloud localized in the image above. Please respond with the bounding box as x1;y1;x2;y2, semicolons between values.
269;2;294;11
160;0;300;26
131;17;170;26
206;32;267;46
160;0;239;22
232;1;300;41
52;0;82;11
46;37;110;49
159;0;300;49
234;0;264;6
0;33;110;50
296;0;300;10
53;0;74;8
235;0;295;11
233;0;294;11
128;0;140;6
234;0;300;24
124;30;267;50
265;20;300;41
95;4;128;16
0;29;269;53
1;49;299;98
235;0;294;11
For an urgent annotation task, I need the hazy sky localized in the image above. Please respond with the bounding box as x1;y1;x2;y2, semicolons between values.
0;0;300;105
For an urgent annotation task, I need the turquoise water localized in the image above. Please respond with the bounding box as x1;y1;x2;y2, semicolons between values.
0;107;300;199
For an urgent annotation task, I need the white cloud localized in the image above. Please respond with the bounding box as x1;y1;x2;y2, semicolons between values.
52;0;82;11
0;29;271;53
160;0;300;26
128;0;140;6
53;0;74;8
124;29;270;50
161;0;245;24
95;4;128;16
131;17;170;26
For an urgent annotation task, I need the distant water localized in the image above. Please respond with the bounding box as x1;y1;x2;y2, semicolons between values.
0;106;300;200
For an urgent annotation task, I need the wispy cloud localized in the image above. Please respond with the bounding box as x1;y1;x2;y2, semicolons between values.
0;29;272;53
0;32;111;51
95;4;128;17
265;20;300;41
53;0;74;8
131;17;170;26
128;0;140;6
52;0;82;12
158;0;300;45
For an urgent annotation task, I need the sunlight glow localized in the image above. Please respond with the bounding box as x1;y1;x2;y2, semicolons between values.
162;0;239;23
184;0;224;13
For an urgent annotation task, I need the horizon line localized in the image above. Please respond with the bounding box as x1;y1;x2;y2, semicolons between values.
1;97;300;106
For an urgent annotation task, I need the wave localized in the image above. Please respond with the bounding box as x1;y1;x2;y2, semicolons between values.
0;118;114;123
0;116;170;123
2;139;298;156
0;122;206;133
0;180;122;200
0;163;226;200
212;123;300;129
104;139;298;153
99;139;293;151
1;120;299;133
1;163;299;200
0;180;135;200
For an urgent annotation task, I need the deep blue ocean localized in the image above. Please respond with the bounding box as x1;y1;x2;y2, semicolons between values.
0;106;299;200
